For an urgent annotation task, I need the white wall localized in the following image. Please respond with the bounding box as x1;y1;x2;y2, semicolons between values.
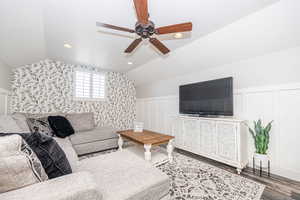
0;60;11;91
136;83;300;181
132;0;300;182
136;46;300;98
0;60;11;114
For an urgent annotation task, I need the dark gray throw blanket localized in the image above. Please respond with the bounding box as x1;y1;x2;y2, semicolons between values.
0;132;72;179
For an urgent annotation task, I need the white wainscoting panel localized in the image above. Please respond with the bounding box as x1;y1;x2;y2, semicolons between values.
0;88;9;115
136;83;300;181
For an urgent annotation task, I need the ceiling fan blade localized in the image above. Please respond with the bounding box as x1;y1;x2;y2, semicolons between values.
125;38;143;53
133;0;149;24
149;38;170;55
96;22;135;33
156;22;193;35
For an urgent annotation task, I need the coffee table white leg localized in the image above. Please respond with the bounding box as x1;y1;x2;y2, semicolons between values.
118;134;123;151
167;139;174;163
144;144;152;161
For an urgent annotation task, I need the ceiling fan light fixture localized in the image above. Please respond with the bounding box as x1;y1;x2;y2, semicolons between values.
174;33;183;39
63;43;72;48
128;62;133;65
96;0;193;55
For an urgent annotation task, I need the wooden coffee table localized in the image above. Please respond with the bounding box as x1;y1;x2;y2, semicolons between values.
117;130;175;163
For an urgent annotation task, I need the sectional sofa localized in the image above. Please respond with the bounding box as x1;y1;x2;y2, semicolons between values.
0;113;170;200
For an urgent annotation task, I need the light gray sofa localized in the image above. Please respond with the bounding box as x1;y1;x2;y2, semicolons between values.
0;115;171;200
12;112;119;155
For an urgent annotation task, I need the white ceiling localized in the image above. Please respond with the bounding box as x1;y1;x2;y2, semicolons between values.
0;0;278;71
128;0;300;85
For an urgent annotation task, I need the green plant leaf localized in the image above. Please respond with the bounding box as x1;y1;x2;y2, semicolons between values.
250;119;273;154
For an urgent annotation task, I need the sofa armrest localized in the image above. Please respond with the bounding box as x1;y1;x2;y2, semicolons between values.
0;172;102;200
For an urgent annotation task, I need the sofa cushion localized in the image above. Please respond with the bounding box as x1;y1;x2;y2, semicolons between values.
66;113;95;132
0;135;48;193
73;138;118;155
11;113;31;132
69;127;117;145
0;115;22;133
76;150;170;200
0;172;103;200
26;117;54;137
48;116;75;138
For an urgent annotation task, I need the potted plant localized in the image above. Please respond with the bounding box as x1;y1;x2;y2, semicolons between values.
248;119;273;168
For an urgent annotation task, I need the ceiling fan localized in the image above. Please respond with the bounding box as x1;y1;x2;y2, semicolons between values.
96;0;193;55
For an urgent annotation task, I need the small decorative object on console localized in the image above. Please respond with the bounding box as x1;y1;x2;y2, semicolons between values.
134;122;144;132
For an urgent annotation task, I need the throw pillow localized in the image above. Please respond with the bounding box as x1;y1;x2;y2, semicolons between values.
0;134;21;157
0;135;48;193
0;132;73;179
66;112;95;132
21;132;73;179
26;117;55;137
48;116;75;138
0;115;22;133
11;113;31;132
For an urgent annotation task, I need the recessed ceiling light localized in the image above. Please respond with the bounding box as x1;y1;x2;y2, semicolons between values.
174;33;183;39
128;62;133;65
64;43;72;48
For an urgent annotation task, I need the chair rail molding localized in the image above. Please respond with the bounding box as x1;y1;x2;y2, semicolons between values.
136;82;300;181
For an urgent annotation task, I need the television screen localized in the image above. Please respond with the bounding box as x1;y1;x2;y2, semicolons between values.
179;77;233;116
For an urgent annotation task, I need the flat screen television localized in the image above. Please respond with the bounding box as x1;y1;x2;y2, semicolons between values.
179;77;233;116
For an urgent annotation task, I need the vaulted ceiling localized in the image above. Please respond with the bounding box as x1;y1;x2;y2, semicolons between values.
0;0;279;72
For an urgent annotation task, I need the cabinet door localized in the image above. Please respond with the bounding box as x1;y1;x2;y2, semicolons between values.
216;122;237;162
172;118;184;148
199;120;216;155
183;119;200;152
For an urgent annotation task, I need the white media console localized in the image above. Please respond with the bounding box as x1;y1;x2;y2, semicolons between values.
172;116;248;174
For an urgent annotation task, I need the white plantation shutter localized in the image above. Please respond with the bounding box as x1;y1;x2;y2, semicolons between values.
74;70;106;100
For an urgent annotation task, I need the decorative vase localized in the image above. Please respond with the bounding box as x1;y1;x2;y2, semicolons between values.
254;153;269;169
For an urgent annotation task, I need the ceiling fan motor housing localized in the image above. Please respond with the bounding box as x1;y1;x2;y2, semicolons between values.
135;21;155;38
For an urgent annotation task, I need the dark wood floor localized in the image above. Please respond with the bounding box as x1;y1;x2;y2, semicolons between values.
176;148;300;200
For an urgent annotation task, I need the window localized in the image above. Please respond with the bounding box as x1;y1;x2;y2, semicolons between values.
74;70;106;101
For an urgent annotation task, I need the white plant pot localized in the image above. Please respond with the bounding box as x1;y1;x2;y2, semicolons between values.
254;153;269;169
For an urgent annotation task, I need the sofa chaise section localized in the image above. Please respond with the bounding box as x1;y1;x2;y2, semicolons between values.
76;150;170;200
70;126;118;155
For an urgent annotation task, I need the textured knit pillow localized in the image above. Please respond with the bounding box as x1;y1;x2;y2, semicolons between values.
11;113;31;132
48;116;75;138
26;117;55;137
0;135;48;193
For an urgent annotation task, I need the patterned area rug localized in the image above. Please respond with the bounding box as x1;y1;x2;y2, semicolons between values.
80;148;265;200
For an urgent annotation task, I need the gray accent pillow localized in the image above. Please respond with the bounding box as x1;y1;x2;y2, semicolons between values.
12;113;31;132
0;135;48;193
26;117;55;137
66;113;95;132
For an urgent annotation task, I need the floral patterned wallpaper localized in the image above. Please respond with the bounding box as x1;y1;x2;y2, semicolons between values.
10;59;136;130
